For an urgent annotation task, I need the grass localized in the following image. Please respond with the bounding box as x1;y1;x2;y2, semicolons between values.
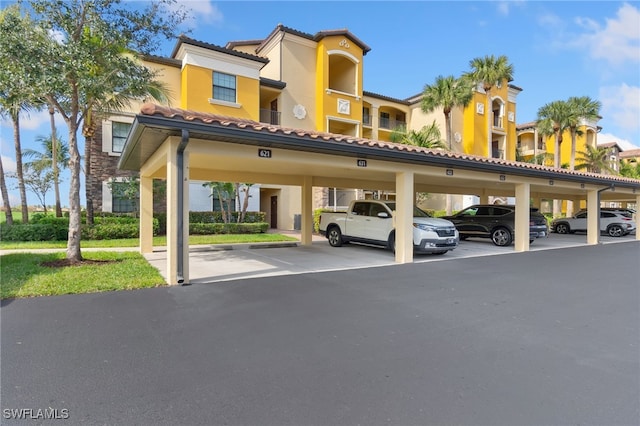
1;251;166;299
0;232;300;299
0;233;299;250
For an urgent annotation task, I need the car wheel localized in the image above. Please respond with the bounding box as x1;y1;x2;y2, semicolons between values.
491;227;512;246
529;239;535;244
459;235;468;241
388;232;396;253
327;226;343;247
607;224;624;237
555;223;570;234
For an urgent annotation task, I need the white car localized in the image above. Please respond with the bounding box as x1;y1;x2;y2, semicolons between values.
551;210;636;237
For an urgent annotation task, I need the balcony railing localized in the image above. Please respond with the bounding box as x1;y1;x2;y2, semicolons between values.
379;117;406;131
492;149;505;159
259;109;281;125
362;114;372;126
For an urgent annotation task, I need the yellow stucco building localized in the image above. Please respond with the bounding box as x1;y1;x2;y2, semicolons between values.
97;24;606;229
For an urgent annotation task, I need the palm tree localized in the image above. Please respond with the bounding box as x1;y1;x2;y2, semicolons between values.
0;156;13;225
536;100;571;169
421;75;473;150
566;96;601;170
391;121;448;150
23;132;70;217
464;55;514;155
575;145;617;174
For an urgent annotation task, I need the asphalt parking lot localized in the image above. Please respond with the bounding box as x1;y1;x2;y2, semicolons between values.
144;232;639;284
2;241;638;425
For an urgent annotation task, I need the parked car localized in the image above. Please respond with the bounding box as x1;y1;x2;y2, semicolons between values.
441;204;549;246
319;200;459;254
551;210;636;237
575;207;636;221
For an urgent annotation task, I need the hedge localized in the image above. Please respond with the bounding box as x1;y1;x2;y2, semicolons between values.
190;222;268;235
0;223;68;242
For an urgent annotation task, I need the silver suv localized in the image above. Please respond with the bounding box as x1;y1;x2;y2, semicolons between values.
551;210;636;237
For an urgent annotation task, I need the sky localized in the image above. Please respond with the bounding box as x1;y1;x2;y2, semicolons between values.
1;0;640;208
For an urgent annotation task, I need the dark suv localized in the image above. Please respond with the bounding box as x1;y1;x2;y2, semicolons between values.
442;204;549;246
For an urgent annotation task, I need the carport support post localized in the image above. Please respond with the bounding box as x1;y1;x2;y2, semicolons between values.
586;189;599;245
514;183;531;252
300;176;313;246
395;171;414;263
139;175;154;253
636;194;640;241
166;137;190;285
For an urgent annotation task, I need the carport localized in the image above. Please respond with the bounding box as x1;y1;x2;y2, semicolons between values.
119;104;640;285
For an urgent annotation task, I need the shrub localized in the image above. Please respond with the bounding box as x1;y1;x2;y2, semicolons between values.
189;222;268;235
0;223;67;241
81;218;159;240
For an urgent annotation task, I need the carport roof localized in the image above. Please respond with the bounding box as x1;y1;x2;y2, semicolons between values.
118;103;640;193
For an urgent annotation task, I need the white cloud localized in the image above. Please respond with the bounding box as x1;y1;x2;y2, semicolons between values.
1;155;17;173
599;83;640;135
573;3;640;67
496;0;525;17
597;132;639;151
1;109;48;131
175;0;224;28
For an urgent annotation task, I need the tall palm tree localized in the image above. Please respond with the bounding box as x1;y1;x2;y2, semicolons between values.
536;100;571;169
575;145;617;174
421;75;473;150
566;96;601;170
464;55;514;155
0;156;13;225
23;132;70;217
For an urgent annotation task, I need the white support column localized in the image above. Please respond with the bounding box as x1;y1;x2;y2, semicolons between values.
166;138;180;284
636;195;640;241
479;189;489;205
395;171;414;263
514;183;531;252
371;105;379;140
586;190;599;245
181;150;190;284
300;176;313;246
139;175;154;254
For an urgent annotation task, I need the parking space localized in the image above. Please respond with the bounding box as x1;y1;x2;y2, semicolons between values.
143;232;638;284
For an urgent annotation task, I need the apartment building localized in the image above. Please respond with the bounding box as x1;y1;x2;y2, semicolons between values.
94;24;600;228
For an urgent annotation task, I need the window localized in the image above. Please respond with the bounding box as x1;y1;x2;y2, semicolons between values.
112;122;131;153
213;72;236;103
362;107;371;125
111;182;137;213
380;112;390;129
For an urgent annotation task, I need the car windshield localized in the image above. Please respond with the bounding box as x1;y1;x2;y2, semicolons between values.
384;202;432;217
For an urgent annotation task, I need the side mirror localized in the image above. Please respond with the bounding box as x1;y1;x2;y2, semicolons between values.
377;212;391;219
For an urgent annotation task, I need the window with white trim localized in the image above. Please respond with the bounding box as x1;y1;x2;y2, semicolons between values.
111;181;137;213
112;122;132;153
213;71;236;103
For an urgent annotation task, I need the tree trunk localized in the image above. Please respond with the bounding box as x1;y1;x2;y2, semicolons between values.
0;156;13;226
49;105;62;217
66;127;83;262
84;132;94;225
12;114;29;223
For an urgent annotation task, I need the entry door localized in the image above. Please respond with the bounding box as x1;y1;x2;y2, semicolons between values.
270;196;278;229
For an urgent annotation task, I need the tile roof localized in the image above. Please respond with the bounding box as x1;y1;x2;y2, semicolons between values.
137;103;640;187
170;35;269;63
256;24;371;55
620;148;640;158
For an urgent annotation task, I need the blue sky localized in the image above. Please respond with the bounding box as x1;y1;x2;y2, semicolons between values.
1;0;639;208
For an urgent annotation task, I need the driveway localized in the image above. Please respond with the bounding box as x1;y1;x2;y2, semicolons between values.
2;241;638;425
143;232;638;283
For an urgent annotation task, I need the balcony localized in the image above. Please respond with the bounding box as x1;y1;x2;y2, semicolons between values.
379;117;406;131
492;149;505;159
362;114;372;127
259;109;281;125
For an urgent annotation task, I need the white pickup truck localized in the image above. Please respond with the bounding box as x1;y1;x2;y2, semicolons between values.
319;200;459;254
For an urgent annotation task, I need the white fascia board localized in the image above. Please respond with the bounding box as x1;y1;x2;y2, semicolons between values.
508;86;520;103
176;44;263;79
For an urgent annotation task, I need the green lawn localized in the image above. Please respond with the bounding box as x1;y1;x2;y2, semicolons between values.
0;233;299;250
1;251;166;299
0;232;299;299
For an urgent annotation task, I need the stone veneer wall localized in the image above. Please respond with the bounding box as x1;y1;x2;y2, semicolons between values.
88;124;166;213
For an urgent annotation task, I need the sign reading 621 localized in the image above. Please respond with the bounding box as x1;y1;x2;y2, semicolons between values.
258;149;272;158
